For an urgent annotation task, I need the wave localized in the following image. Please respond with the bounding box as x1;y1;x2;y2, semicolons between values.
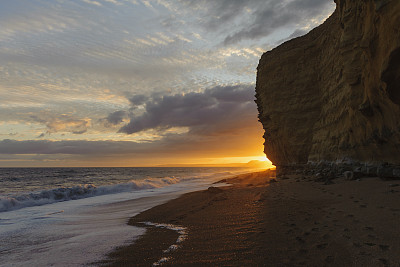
0;177;181;213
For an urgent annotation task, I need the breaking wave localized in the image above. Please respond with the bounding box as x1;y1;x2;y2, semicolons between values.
0;177;181;212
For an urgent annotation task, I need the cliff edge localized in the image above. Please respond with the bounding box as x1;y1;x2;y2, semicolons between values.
256;0;400;170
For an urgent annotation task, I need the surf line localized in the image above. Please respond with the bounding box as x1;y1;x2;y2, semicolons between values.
140;222;188;266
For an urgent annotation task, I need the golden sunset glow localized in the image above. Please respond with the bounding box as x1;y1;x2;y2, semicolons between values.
0;0;335;167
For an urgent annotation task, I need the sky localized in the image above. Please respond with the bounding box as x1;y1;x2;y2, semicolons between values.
0;0;335;167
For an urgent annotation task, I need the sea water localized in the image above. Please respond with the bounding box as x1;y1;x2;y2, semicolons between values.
0;167;251;266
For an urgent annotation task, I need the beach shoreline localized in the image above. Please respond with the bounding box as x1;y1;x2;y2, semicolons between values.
100;169;400;266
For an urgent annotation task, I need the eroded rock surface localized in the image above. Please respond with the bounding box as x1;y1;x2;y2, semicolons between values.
256;0;400;167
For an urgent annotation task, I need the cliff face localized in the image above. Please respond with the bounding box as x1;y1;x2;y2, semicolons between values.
256;0;400;167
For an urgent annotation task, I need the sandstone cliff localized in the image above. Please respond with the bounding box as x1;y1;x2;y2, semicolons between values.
255;0;400;169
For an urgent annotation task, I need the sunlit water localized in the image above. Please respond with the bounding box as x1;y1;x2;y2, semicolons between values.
0;167;251;266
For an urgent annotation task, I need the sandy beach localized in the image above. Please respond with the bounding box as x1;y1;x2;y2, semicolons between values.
98;169;400;266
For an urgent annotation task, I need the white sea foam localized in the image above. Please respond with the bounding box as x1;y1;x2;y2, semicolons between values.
0;168;251;266
153;257;170;266
142;221;188;243
142;222;188;266
0;180;202;267
163;244;179;253
0;176;181;212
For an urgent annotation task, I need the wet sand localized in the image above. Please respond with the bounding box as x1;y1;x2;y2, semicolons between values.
100;170;400;266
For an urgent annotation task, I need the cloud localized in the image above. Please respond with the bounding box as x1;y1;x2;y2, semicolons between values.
30;114;91;135
105;110;126;125
0;113;265;164
178;0;334;45
225;0;333;45
82;0;103;7
129;94;148;106
0;139;144;155
118;84;256;135
103;0;121;4
1;84;264;161
0;128;260;157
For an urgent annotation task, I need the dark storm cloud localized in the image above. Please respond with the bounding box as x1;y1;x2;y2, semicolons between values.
129;95;148;106
118;84;256;135
0;127;257;156
179;0;334;45
105;110;126;125
0;139;149;155
224;0;332;45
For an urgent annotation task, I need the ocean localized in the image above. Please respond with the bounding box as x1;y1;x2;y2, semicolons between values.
0;167;253;266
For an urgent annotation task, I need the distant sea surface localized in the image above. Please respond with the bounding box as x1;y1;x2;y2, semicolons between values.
0;166;254;266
